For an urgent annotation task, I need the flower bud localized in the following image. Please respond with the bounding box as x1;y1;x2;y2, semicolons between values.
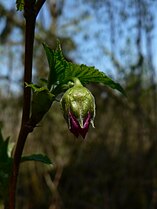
61;78;95;138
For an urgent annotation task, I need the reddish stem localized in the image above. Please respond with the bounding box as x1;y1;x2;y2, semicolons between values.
9;13;36;209
8;1;46;208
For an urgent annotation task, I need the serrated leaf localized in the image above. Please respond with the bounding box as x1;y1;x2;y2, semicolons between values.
16;0;24;11
21;154;52;165
43;42;126;96
43;42;67;89
65;63;126;95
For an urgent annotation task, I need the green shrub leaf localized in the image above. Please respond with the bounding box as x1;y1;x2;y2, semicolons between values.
0;129;12;202
43;42;68;89
21;154;52;165
43;42;126;96
16;0;24;11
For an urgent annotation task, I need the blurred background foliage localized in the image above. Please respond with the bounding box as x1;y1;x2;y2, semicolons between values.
1;0;157;208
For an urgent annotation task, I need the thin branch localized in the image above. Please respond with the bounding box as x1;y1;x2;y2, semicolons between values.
35;0;46;17
9;127;31;209
8;0;47;208
9;16;36;209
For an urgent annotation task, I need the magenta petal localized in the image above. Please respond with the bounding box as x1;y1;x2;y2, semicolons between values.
79;112;91;138
69;112;80;137
68;112;91;139
83;112;91;128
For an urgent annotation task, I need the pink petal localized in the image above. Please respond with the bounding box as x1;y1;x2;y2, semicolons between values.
68;112;91;139
79;112;91;138
69;112;80;137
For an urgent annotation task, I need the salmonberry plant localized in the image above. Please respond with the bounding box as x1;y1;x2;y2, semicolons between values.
0;1;126;209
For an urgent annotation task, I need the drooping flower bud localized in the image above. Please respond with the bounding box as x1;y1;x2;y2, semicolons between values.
60;78;96;138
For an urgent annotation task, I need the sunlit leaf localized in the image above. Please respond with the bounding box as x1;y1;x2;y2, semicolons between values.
16;0;24;11
64;63;126;95
43;42;126;96
43;42;67;89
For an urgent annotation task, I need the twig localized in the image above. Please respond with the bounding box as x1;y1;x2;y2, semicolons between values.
35;0;46;17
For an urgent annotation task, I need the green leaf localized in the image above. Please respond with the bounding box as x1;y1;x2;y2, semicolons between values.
43;41;126;96
0;129;12;203
21;154;52;165
0;137;10;162
65;63;126;96
0;129;11;163
43;42;67;89
16;0;24;11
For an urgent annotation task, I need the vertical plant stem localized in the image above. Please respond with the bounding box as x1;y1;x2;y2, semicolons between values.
7;1;46;208
9;127;31;209
8;10;36;209
22;18;36;126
